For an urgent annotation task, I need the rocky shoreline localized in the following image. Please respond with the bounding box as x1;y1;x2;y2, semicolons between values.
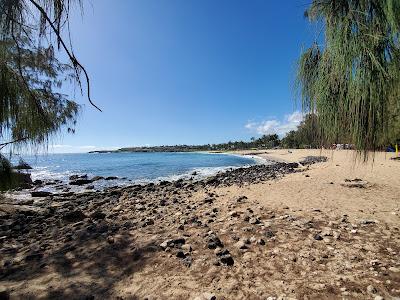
1;156;399;299
8;153;273;198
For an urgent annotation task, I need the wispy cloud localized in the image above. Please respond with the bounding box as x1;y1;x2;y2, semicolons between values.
245;111;304;137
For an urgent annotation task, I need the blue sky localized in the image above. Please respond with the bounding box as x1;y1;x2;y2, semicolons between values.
52;0;316;153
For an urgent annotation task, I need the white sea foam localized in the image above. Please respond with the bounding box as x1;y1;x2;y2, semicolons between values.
19;152;268;194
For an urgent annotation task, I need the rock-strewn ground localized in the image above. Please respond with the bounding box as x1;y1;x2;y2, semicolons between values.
0;153;399;300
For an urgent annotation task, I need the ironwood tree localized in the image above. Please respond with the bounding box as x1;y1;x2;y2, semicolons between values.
0;0;99;189
297;0;400;156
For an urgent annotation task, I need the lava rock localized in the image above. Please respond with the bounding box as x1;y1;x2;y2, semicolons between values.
313;234;323;241
31;191;52;197
207;234;223;249
69;179;93;186
90;210;106;220
264;230;276;239
216;249;234;266
63;210;86;222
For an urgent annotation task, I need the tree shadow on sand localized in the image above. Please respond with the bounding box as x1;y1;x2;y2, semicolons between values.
1;219;161;299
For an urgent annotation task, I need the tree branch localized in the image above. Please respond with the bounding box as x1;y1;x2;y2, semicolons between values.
28;0;102;112
0;137;28;150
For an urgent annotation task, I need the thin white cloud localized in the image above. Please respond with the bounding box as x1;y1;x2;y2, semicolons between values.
53;144;72;148
245;111;304;137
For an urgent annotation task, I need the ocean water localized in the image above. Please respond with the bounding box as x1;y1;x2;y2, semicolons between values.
16;152;263;191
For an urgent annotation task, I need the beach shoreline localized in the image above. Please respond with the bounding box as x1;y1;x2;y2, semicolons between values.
1;149;399;299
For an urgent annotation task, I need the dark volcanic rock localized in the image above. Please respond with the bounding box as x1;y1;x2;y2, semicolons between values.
264;230;276;239
25;251;44;262
216;249;234;266
90;210;106;220
31;191;52;197
69;174;88;180
13;161;32;170
63;210;86;222
313;234;323;241
182;256;193;267
176;251;186;258
69;179;93;186
207;234;224;249
0;290;10;300
160;238;186;250
91;176;104;181
300;156;328;166
201;162;300;187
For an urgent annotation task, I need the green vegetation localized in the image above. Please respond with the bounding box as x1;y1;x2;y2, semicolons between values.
281;114;323;149
297;0;400;156
0;0;97;190
91;114;322;153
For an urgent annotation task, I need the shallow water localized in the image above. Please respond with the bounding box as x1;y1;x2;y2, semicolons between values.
15;152;263;191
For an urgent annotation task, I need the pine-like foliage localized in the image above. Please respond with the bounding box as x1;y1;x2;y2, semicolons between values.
297;0;400;156
0;1;89;189
0;39;79;149
0;0;87;149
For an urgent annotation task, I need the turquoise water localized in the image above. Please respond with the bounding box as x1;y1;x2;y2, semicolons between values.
19;152;260;189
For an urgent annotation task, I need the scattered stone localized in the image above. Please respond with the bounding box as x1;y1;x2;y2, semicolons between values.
265;230;276;239
90;210;106;220
229;211;240;218
91;176;104;181
257;239;265;245
207;234;223;249
249;217;261;225
367;285;377;294
143;218;154;227
204;197;214;204
216;249;234;266
63;210;86;222
236;196;248;203
176;251;186;258
360;219;377;225
25;251;43;262
300;156;328;166
160;238;186;250
31;191;52;197
313;234;323;241
70;179;93;186
182;256;192;267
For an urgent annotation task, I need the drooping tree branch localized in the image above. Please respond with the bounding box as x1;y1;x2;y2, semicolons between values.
28;0;102;112
0;137;28;150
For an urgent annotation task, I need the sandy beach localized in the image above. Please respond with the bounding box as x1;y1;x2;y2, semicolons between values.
234;149;400;226
1;149;399;299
